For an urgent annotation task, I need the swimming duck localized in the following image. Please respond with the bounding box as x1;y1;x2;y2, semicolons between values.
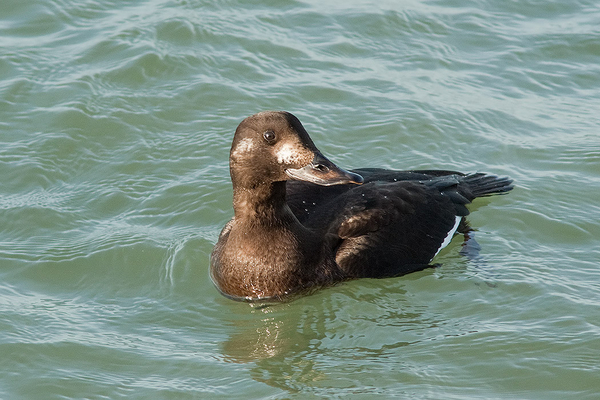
211;111;513;301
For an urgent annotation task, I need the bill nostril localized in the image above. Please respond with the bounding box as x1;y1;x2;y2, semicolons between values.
314;164;329;172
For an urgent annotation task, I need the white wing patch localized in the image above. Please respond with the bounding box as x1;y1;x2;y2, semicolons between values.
433;216;462;258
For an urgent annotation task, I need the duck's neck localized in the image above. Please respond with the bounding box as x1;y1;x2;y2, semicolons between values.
232;180;295;224
219;179;345;300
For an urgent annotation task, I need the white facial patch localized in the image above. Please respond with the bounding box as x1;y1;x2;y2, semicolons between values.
233;138;254;157
276;142;301;164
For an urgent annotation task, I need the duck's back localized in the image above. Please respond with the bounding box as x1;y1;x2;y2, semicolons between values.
286;169;513;278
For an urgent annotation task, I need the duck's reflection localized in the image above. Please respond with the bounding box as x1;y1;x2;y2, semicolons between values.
219;287;423;395
222;314;293;361
220;297;336;391
219;279;425;362
220;301;307;363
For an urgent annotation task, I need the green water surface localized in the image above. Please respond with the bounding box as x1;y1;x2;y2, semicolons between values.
1;0;599;399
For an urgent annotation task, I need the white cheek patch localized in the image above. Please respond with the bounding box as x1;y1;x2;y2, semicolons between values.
233;138;254;157
276;143;301;164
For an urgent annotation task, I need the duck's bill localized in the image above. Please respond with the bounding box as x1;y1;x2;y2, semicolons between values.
285;152;363;186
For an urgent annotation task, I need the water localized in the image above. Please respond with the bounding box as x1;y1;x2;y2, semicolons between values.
1;0;599;398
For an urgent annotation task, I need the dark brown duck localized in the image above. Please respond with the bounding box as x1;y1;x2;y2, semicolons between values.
210;111;513;301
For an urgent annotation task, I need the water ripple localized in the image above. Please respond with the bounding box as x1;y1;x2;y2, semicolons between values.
2;0;600;398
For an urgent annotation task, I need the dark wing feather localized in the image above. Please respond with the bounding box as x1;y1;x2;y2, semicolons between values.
332;184;416;239
285;169;513;278
286;169;465;223
298;181;460;278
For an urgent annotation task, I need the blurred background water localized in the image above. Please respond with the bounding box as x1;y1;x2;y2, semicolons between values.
1;0;600;399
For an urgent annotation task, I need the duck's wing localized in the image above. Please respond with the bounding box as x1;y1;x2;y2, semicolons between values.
300;178;472;278
352;168;465;182
353;168;513;199
287;169;512;223
287;170;513;278
286;169;466;223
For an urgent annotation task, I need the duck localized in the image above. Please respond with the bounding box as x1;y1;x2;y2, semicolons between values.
210;111;513;301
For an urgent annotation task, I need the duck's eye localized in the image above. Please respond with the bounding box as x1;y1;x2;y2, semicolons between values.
263;130;276;144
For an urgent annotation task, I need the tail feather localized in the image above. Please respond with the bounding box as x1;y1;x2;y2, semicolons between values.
461;173;514;199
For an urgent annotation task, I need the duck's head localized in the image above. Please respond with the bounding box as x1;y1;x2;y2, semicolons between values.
230;111;363;188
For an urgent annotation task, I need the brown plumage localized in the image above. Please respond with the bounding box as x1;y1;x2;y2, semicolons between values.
210;111;513;301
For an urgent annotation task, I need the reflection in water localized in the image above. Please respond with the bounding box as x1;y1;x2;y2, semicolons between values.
222;315;292;361
217;281;456;392
221;302;304;362
220;300;331;391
